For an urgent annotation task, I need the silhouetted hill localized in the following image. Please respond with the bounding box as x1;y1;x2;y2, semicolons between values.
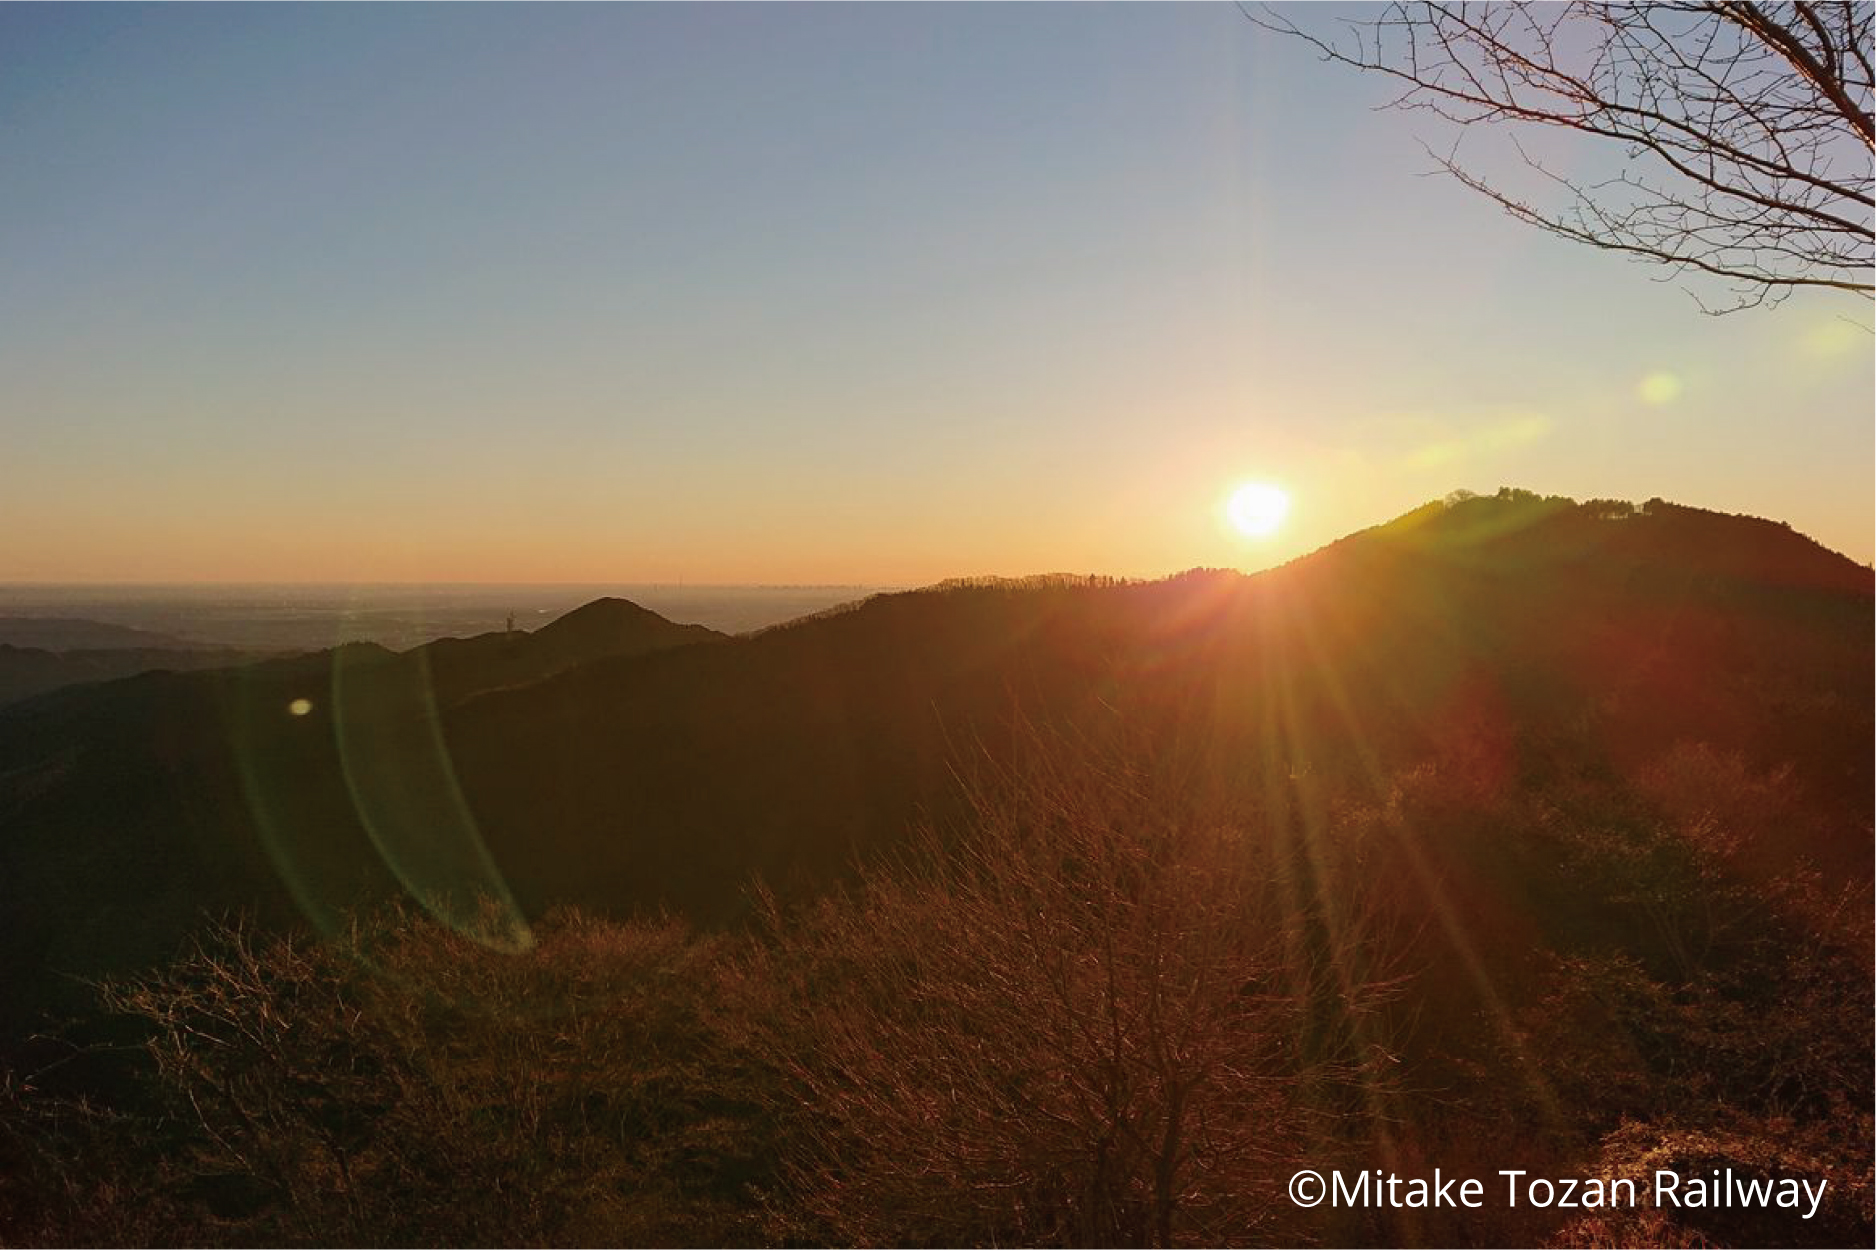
0;599;726;1037
1336;489;1871;598
441;496;1870;923
418;596;725;702
0;617;254;709
0;493;1868;1043
536;595;722;653
0;617;202;651
0;643;261;709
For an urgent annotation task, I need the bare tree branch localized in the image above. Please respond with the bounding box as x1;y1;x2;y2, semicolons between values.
1253;1;1875;312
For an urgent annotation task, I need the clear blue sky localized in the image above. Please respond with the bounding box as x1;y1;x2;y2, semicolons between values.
3;4;1868;583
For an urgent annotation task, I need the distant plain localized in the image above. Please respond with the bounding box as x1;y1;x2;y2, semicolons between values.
0;584;887;651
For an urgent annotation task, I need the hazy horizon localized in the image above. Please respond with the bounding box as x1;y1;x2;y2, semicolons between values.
0;580;894;647
0;579;890;591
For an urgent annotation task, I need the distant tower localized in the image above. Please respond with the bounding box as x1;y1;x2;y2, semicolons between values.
506;611;515;635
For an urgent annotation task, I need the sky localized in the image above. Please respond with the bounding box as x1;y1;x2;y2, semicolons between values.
3;4;1869;585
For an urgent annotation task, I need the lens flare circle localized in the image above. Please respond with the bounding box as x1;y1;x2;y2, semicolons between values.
1637;371;1683;405
1226;481;1291;538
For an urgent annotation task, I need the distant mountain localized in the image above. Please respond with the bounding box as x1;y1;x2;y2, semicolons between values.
0;644;259;709
0;616;258;710
0;616;203;651
0;492;1867;1042
438;492;1870;922
0;595;725;713
537;595;724;654
417;596;725;702
0;598;729;1035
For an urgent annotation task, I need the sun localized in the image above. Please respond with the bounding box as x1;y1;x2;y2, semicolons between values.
1226;481;1291;538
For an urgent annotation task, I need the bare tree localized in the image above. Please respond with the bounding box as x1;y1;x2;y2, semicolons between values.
745;735;1405;1246
1255;2;1874;311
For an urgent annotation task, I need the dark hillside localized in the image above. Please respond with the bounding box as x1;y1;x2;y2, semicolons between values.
446;491;1871;921
0;605;727;1036
0;617;202;652
0;643;258;710
418;595;725;703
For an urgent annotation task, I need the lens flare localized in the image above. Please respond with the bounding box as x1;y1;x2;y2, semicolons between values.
1638;371;1683;405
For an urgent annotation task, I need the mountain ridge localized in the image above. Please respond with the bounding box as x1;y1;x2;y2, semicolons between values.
0;491;1867;1043
0;617;207;651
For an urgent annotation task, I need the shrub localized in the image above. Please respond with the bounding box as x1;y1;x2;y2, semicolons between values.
743;746;1405;1247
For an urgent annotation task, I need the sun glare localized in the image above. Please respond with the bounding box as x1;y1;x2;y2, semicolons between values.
1226;482;1291;538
